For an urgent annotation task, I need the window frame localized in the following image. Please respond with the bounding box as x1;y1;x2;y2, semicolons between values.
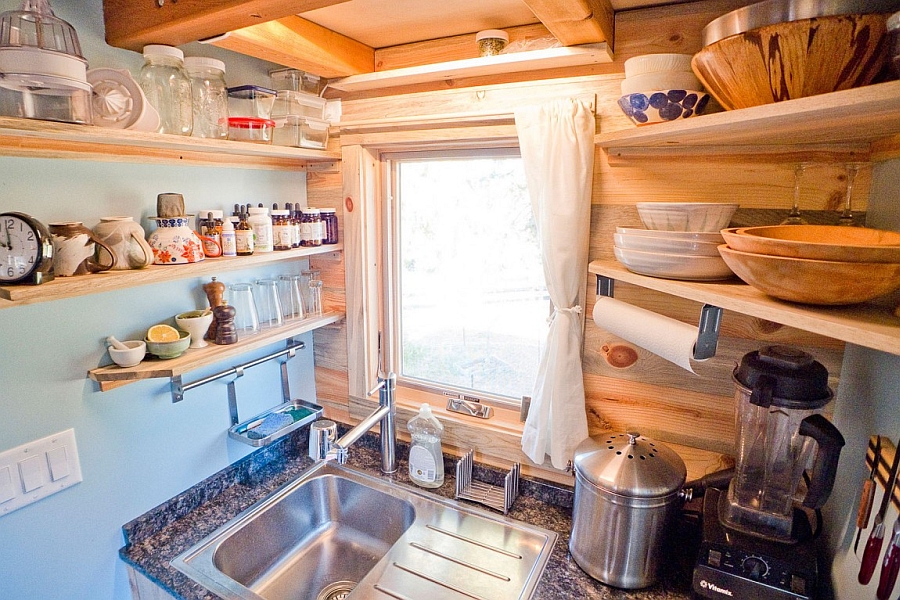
380;146;539;410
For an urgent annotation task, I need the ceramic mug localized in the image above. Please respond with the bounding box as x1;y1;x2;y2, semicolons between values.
49;221;115;276
93;216;154;270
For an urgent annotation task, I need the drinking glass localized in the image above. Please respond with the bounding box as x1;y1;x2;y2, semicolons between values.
278;274;305;320
301;269;322;316
781;163;810;225
227;282;259;335
838;162;866;226
255;278;284;328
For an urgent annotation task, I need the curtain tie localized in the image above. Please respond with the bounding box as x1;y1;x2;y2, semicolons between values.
548;304;582;323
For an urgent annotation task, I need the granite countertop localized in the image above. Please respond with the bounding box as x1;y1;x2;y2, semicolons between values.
120;426;699;600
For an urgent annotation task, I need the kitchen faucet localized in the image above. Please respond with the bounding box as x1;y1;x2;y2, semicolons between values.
308;370;398;474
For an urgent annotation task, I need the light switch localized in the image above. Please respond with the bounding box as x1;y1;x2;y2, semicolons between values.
18;455;43;493
46;446;70;481
0;429;82;517
0;466;14;503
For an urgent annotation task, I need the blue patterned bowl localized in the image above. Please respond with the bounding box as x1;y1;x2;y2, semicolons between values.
618;90;710;126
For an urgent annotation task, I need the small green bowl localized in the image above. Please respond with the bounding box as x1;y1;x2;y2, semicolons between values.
145;330;191;359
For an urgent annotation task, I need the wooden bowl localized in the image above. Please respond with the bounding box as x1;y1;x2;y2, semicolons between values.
721;225;900;263
718;245;900;305
692;14;889;110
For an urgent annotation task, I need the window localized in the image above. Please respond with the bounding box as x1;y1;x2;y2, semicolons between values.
385;149;548;405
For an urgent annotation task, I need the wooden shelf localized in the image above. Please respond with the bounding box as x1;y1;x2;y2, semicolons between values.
589;260;900;356
0;116;340;169
0;244;342;308
595;81;900;161
329;43;612;93
88;311;344;391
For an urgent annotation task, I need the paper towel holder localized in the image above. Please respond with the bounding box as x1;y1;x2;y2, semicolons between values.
595;275;722;360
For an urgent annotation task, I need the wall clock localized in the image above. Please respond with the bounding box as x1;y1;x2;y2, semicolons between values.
0;212;54;285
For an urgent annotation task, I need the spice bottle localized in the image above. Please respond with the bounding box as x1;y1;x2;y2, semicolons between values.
321;208;339;245
247;206;273;253
301;208;322;247
271;209;292;251
184;56;229;140
139;45;193;135
407;403;444;488
290;203;302;248
199;209;223;257
221;217;237;257
235;211;254;256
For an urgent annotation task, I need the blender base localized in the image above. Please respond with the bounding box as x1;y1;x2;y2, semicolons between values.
692;488;819;600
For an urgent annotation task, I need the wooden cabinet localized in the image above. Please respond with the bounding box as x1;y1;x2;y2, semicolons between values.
593;80;900;357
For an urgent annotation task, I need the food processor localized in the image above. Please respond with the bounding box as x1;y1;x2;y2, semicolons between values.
693;346;845;600
0;0;92;123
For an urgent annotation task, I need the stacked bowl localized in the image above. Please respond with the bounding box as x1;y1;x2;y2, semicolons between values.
618;54;711;126
613;203;739;281
719;225;900;305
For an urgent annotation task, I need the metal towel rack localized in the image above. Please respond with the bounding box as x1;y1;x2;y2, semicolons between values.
595;274;722;360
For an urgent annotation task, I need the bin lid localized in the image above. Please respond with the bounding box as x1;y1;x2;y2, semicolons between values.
573;432;686;497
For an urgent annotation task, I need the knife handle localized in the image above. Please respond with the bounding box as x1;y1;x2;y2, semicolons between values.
876;539;900;599
860;529;885;585
859;479;876;528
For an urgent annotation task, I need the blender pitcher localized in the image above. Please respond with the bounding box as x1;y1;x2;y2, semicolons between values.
723;346;845;543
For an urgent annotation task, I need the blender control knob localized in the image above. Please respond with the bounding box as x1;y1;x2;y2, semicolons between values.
741;556;769;580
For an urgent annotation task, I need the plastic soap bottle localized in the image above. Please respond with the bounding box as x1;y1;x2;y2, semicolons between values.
407;403;444;488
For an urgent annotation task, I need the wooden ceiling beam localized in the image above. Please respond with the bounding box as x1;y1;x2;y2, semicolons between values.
103;0;350;52
210;15;375;78
521;0;615;50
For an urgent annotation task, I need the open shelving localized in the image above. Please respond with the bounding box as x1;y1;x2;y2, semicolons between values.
0;244;342;308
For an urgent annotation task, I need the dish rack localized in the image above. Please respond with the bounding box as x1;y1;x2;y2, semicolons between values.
455;449;520;514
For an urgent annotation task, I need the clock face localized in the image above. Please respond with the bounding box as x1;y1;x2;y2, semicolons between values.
0;213;52;284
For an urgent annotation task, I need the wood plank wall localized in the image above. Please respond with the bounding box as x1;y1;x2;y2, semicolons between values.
308;0;859;478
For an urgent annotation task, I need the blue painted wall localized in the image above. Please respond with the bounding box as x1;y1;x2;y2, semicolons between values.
0;1;318;597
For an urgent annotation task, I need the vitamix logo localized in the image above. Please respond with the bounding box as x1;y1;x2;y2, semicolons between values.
700;580;734;597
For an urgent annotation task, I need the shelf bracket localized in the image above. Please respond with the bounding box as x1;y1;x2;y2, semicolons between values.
169;339;305;407
595;274;722;360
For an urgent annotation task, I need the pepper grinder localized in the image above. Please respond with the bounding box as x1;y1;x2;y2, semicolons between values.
214;304;237;345
203;277;226;341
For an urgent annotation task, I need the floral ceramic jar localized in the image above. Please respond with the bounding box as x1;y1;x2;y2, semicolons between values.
147;216;204;264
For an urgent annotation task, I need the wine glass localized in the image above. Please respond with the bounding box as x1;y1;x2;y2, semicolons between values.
838;162;866;227
781;163;811;225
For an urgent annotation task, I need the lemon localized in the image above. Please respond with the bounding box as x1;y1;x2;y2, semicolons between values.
147;324;181;343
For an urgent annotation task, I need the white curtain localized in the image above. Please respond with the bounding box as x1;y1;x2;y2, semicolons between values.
515;98;595;470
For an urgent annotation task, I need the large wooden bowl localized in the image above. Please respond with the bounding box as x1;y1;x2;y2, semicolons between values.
721;225;900;263
718;245;900;305
692;14;889;110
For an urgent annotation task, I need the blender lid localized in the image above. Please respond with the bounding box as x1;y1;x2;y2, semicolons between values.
0;0;84;58
573;432;686;497
733;345;832;408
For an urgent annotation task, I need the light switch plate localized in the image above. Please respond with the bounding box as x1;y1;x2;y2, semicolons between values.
0;429;83;517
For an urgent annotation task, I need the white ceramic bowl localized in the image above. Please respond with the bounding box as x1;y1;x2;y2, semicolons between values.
620;71;701;96
614;232;723;256
635;202;738;232
618;90;710;126
624;53;694;78
616;227;726;244
108;340;146;367
614;246;734;281
175;310;214;348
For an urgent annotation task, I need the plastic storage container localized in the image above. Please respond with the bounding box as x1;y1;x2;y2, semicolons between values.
273;115;329;149
139;45;193;135
407;403;444;488
226;84;276;118
269;67;325;95
271;90;326;119
227;117;275;144
184;56;228;139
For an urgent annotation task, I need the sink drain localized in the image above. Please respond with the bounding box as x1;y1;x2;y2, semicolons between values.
317;580;356;600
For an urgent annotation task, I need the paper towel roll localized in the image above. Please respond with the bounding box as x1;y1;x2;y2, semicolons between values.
592;296;701;373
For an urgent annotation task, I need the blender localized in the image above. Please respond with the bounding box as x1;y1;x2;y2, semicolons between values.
693;346;845;600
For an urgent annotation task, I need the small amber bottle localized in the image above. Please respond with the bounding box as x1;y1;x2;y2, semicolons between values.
235;211;254;256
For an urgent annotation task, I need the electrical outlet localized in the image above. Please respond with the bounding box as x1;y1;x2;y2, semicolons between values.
0;429;82;517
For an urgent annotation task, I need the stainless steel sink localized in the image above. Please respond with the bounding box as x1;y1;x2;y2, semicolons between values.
173;461;557;600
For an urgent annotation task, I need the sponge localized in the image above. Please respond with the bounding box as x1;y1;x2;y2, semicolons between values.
246;412;293;439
